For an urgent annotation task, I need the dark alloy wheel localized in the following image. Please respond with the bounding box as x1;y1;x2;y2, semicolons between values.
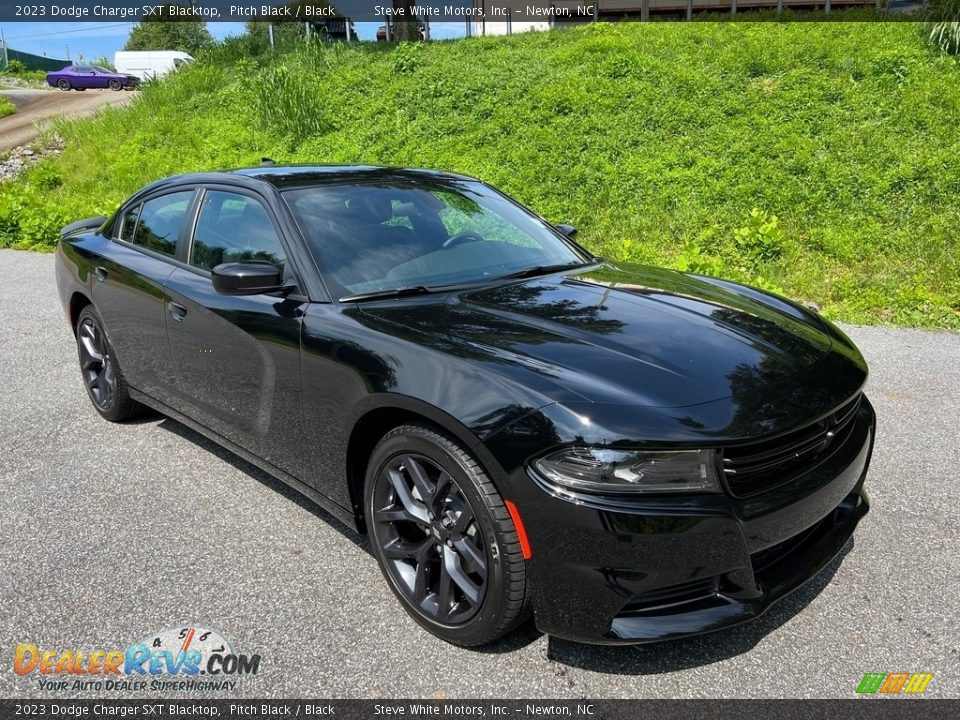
57;78;71;91
366;424;530;646
75;306;144;422
108;78;122;91
78;314;115;411
374;452;488;624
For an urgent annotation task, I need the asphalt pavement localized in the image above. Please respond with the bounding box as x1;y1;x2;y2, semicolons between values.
0;248;957;698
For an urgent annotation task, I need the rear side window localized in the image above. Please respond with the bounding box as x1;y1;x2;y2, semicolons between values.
130;191;194;257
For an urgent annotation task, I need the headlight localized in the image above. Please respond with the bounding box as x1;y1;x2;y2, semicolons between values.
532;447;720;494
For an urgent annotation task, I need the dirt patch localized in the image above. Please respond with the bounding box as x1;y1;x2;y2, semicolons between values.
0;87;133;153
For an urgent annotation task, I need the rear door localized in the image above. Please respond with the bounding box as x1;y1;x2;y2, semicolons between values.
90;189;197;405
163;188;307;473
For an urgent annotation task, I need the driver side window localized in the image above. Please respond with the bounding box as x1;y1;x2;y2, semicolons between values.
189;191;287;276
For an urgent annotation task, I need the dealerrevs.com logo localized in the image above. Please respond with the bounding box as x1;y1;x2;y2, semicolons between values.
13;626;261;692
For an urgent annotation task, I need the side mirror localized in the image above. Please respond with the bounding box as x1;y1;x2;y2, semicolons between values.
556;223;578;239
212;262;283;296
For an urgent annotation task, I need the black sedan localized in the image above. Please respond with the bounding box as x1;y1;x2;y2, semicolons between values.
55;165;875;646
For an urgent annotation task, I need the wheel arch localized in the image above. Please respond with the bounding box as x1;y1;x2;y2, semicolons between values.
69;291;92;335
344;395;509;533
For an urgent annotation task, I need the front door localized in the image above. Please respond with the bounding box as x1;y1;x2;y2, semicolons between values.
163;189;306;473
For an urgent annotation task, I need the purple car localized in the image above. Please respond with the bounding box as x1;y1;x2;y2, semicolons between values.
46;64;139;92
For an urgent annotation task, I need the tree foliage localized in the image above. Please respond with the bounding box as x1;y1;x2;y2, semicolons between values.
124;10;214;56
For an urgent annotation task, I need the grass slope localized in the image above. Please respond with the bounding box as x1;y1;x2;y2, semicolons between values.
0;96;15;118
1;21;959;328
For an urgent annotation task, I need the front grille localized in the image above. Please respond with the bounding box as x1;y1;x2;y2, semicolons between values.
721;394;862;498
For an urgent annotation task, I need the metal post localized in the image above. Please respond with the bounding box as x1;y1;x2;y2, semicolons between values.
825;0;831;12
304;21;310;40
731;0;736;15
641;0;649;21
424;19;430;41
0;27;8;70
268;23;275;48
687;0;693;20
777;0;783;11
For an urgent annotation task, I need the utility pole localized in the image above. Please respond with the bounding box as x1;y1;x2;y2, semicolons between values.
66;44;70;60
0;27;8;70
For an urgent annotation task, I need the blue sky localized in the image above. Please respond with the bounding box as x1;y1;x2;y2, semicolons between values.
0;21;467;63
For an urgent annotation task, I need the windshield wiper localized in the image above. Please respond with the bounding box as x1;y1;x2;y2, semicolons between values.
340;285;436;302
496;261;596;281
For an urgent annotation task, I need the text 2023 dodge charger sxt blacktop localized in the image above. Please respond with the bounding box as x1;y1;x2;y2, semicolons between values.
55;165;875;646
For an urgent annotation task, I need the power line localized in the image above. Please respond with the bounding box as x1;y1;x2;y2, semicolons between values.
1;23;133;41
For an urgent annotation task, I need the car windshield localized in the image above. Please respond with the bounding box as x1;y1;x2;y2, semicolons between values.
283;178;590;298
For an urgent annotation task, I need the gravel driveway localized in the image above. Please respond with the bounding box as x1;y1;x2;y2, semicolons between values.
0;248;957;699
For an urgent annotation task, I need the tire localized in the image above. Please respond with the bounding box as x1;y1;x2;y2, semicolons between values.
108;79;122;91
75;306;145;422
365;424;530;646
57;78;70;91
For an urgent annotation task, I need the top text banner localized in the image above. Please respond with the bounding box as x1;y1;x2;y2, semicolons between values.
0;1;612;24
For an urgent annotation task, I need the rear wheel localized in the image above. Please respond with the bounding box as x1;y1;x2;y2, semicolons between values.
75;306;144;422
108;79;122;91
365;424;529;646
57;78;70;91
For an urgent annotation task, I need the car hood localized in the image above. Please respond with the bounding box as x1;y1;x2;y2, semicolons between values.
359;264;850;408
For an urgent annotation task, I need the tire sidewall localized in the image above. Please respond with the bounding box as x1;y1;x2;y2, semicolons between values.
109;79;122;91
365;428;512;646
57;79;70;91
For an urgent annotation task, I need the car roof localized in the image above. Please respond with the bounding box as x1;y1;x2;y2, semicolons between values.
128;165;477;199
230;164;476;188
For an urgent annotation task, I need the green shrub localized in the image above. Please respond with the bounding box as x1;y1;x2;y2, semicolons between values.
0;96;14;118
2;59;27;75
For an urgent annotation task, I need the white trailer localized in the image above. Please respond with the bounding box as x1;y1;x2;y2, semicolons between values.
114;51;194;81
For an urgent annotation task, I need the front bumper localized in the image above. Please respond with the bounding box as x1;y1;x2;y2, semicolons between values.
511;397;875;644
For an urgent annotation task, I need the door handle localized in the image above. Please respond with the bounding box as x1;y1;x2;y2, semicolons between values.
168;301;187;322
94;266;108;282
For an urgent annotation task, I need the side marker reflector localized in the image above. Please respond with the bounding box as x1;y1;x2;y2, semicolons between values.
505;499;532;560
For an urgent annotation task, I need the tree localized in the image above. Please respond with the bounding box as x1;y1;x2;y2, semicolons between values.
243;20;304;45
124;6;214;56
392;0;419;42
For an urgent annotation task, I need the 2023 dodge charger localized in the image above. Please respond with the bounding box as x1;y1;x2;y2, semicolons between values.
55;165;874;646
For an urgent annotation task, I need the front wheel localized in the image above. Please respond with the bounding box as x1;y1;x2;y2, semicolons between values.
75;306;145;422
365;424;530;646
108;79;122;91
